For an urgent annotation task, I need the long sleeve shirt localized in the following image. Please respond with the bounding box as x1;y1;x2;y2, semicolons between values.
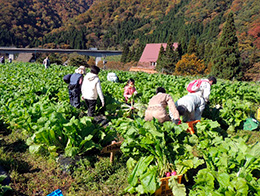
81;72;104;106
190;79;211;102
176;94;202;122
124;85;137;102
145;93;180;123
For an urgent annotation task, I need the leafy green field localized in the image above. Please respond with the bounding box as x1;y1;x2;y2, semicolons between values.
0;62;260;195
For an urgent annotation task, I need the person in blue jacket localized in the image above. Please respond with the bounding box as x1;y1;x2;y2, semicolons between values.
63;66;86;108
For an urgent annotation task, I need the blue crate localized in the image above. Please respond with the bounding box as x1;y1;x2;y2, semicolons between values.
47;189;63;196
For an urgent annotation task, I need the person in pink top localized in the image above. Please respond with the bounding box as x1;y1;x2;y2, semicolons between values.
124;78;137;103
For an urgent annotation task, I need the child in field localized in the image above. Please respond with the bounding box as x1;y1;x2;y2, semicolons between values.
124;78;137;104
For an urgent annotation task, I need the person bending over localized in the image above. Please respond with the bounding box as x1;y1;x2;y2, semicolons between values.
145;87;180;124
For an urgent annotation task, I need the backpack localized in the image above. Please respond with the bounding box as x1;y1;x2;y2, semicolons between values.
63;74;72;84
187;79;208;93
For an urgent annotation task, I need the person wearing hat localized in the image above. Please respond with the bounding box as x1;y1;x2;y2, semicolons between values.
81;65;105;117
65;66;86;108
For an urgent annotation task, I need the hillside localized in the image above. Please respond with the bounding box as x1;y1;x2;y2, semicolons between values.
1;0;260;74
42;0;260;52
0;0;94;47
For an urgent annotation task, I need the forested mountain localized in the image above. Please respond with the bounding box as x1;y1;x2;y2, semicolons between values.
39;0;260;52
1;0;259;52
0;0;94;47
0;0;260;77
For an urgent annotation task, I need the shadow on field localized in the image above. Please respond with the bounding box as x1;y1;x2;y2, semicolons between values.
183;162;207;195
0;119;12;136
0;158;33;174
1;139;28;153
5;191;28;196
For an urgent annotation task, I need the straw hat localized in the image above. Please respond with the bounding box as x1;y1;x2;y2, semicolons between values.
75;66;86;74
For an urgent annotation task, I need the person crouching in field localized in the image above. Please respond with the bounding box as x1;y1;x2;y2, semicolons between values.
145;87;181;124
124;78;137;104
81;65;105;117
175;94;203;122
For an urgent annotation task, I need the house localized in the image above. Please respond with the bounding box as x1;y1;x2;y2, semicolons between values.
138;43;178;67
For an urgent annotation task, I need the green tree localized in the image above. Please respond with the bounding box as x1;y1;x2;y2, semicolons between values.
121;43;130;63
133;44;145;62
211;12;242;80
204;42;213;63
165;35;179;73
177;41;184;60
156;35;179;73
197;42;205;60
127;47;134;62
187;35;197;54
156;45;166;72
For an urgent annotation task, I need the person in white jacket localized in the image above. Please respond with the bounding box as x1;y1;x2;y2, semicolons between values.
176;94;203;122
81;65;105;117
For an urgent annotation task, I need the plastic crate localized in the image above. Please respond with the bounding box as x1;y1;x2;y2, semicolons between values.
243;118;259;131
47;189;63;196
257;108;260;121
154;175;182;196
186;120;200;134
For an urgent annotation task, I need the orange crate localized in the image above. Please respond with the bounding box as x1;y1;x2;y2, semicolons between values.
155;175;182;196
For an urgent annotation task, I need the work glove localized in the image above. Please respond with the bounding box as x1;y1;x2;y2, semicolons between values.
173;119;182;125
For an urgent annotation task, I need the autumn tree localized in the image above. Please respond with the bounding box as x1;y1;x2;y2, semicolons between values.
211;12;242;80
175;53;206;76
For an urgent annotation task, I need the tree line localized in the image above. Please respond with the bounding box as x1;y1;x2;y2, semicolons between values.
121;13;245;80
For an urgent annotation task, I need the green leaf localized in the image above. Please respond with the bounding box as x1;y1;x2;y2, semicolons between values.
143;121;164;138
0;175;7;182
140;166;158;194
135;184;145;195
168;176;186;196
217;173;230;188
231;177;248;195
194;169;215;188
65;146;79;157
126;157;137;171
79;135;93;148
128;156;154;186
29;144;45;154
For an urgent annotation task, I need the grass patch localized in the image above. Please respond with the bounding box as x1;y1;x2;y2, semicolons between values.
0;128;131;196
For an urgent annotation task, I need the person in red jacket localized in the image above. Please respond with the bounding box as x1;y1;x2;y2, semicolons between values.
124;78;137;104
